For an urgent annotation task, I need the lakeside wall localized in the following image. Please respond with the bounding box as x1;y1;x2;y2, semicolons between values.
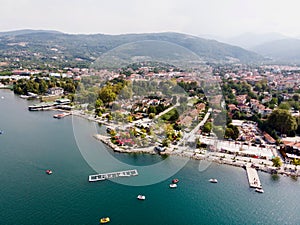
93;133;300;177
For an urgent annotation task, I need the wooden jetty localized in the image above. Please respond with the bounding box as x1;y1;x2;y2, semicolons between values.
88;169;138;182
246;167;262;188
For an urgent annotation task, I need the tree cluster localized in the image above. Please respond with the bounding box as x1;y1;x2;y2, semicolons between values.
13;77;77;96
225;124;239;140
266;109;297;135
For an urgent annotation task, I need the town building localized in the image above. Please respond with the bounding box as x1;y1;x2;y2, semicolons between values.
47;87;64;96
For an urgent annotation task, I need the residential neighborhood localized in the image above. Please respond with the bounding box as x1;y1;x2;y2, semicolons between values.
2;62;300;172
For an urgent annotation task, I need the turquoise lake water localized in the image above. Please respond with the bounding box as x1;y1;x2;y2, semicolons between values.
0;89;300;225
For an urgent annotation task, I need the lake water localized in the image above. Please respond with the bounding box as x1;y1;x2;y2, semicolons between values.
0;89;300;225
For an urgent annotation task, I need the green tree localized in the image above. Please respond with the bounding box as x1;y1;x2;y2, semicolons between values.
149;113;155;119
63;82;76;93
292;158;300;166
270;97;278;105
232;111;242;119
202;122;212;134
95;99;103;108
38;79;48;94
164;124;175;140
148;105;157;114
127;115;133;122
196;138;201;148
279;102;291;110
254;83;262;92
109;129;117;137
98;86;117;104
272;156;282;168
225;128;234;139
106;114;113;122
162;138;170;147
227;124;239;140
293;94;299;102
267;109;297;134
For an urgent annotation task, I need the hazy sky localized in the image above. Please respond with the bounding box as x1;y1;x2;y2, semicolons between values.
1;0;300;37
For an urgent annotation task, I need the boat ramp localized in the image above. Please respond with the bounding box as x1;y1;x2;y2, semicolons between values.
89;169;138;182
246;167;262;188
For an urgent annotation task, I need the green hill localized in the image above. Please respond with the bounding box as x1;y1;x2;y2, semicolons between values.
0;30;263;68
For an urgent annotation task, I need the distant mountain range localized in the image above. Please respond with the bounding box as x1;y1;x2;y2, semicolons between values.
220;32;289;50
0;30;264;67
251;38;300;63
203;32;300;64
0;29;62;37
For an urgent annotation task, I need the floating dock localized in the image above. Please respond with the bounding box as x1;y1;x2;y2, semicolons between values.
28;102;57;111
246;167;262;188
28;98;71;111
89;169;138;182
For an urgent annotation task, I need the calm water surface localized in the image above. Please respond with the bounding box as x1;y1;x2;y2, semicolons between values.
0;89;300;225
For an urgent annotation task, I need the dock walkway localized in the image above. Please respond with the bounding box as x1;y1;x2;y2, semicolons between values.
246;167;262;188
89;169;138;182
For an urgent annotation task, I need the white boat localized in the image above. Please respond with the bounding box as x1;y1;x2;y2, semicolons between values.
20;95;30;99
169;183;177;188
46;169;53;175
137;195;146;200
255;188;264;193
209;178;218;183
100;217;110;224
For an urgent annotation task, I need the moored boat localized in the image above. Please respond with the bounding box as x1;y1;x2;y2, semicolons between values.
169;183;177;188
46;169;53;175
209;178;218;183
53;113;69;119
137;195;146;200
172;178;179;184
255;188;264;193
100;217;110;224
20;95;30;99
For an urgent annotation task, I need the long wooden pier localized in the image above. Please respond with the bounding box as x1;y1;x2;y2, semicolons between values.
246;167;262;188
88;169;138;182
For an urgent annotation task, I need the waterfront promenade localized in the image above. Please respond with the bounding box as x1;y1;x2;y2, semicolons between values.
71;110;300;178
